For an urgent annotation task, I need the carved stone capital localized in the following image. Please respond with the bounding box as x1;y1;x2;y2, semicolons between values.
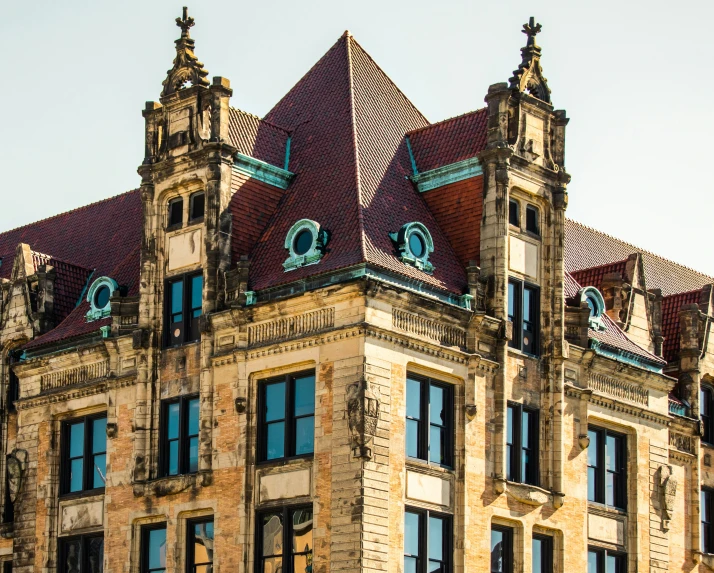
346;378;381;460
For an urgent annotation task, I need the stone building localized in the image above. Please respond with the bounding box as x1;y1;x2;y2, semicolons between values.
0;9;712;573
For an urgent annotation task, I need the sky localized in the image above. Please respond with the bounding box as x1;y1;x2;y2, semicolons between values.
1;0;712;276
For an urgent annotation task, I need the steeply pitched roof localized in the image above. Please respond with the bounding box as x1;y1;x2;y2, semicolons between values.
661;289;702;363
407;109;488;173
30;252;93;325
228;108;290;168
570;259;629;292
248;33;467;294
565;219;713;296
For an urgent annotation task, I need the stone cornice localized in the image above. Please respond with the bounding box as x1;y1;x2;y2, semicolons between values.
234;153;294;190
409;157;482;193
16;373;136;411
565;383;671;426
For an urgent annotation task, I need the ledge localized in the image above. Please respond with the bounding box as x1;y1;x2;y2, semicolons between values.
133;471;212;498
494;478;562;507
234;153;294;189
410;156;482;193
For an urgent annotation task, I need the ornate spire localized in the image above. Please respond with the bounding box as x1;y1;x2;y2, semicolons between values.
161;6;210;98
508;16;551;104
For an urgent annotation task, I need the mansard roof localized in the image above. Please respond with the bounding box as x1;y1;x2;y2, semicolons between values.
228;108;290;168
661;289;703;363
570;258;630;292
247;32;468;294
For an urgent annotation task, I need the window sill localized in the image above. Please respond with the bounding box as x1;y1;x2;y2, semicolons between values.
257;454;314;469
133;470;211;497
165;223;183;233
587;501;627;516
59;488;105;502
162;339;201;351
507;347;541;360
494;478;559;507
188;217;204;226
405;457;454;474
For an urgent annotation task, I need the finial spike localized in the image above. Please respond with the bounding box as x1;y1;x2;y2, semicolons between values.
176;6;195;39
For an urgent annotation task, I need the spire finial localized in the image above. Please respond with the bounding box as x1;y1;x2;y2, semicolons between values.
176;6;195;39
508;16;551;103
522;16;542;48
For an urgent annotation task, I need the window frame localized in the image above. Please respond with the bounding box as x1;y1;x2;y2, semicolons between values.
702;386;713;445
525;205;540;236
6;349;20;411
508;199;520;227
587;426;627;510
186;516;214;573
506;402;539;486
141;523;167;573
255;504;314;573
189;192;205;223
508;278;540;356
57;533;104;573
490;524;514;573
403;506;452;573
258;370;316;463
532;534;553;573
405;373;454;468
60;414;107;497
703;488;714;554
587;546;626;573
160;395;200;477
168;197;184;229
164;271;204;348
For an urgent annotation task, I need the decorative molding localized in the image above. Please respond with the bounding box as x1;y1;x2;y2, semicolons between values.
40;361;109;392
494;478;551;506
282;219;329;271
392;308;466;348
234;154;294;190
588;372;648;406
565;384;670;427
410;156;482;193
248;307;335;346
669;431;695;454
347;378;381;459
161;8;210;97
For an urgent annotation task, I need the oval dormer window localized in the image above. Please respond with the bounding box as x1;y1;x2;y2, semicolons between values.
390;222;435;273
283;219;330;272
579;286;606;331
86;277;119;321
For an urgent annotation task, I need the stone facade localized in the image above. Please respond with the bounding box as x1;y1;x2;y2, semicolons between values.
0;11;712;573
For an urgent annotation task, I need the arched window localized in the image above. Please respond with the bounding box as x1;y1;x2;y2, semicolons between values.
168;197;184;228
189;192;205;221
508;200;520;227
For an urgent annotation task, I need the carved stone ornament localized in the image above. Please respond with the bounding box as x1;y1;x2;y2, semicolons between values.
508;17;552;103
346;378;381;460
494;478;550;506
7;449;28;503
658;464;677;531
161;7;210;98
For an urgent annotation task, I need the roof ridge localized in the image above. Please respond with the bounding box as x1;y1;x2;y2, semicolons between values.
570;258;629;274
407;107;487;137
229;106;291;135
345;34;368;262
0;189;139;239
662;288;703;301
566;217;714;282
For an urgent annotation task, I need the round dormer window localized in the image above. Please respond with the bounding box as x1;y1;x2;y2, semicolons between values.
578;286;606;331
86;276;119;322
409;232;426;259
283;219;330;271
390;222;435;273
293;229;314;256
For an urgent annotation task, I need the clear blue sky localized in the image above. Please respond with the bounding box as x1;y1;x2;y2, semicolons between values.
2;0;712;275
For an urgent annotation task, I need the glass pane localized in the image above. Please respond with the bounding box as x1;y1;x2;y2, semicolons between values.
266;422;285;460
294;375;316;417
70;458;84;492
606;471;614;507
188;399;200;436
192;521;214;565
606;435;617;471
191;194;205;219
532;538;542;573
93;454;106;488
69;422;85;458
92;418;107;454
168;441;179;475
191;275;203;313
62;538;81;573
428;561;444;573
148;528;167;569
167;403;180;440
506;407;513;445
404;557;418;573
295;416;314;455
587;467;596;502
265;382;286;422
189;437;199;473
587;551;598;573
587;430;598;467
490;529;504;573
262;557;283;573
409;233;425;258
291;508;313;554
429;426;444;464
606;554;617;573
704;491;711;523
428;516;443;561
406;379;421;419
262;513;283;557
87;536;104;573
406;419;419;458
506;445;512;480
522;411;531;449
523;288;531;321
170;281;183;317
508;282;515;322
430;385;444;426
404;512;420;556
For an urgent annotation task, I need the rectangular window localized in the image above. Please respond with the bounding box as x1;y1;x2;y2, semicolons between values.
160;395;199;476
58;534;104;573
508;279;540;356
404;508;451;573
703;489;714;553
587;427;626;510
61;415;107;495
168;198;183;228
532;534;553;573
702;387;712;444
508;200;519;227
490;525;513;573
7;349;20;411
256;506;313;573
506;403;539;485
2;561;10;573
587;547;626;573
259;372;315;462
3;455;13;524
189;193;205;222
142;525;167;573
187;518;214;573
526;205;539;235
406;374;454;467
165;272;203;347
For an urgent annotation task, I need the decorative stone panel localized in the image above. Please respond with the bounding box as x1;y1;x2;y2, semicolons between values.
259;468;311;503
588;372;648;406
248;307;334;346
392;308;465;348
59;497;104;534
406;470;451;507
40;361;109;392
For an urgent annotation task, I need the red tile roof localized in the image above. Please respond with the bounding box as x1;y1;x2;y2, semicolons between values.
229;108;290;168
570;259;629;292
565;219;713;296
407;109;488;173
661;289;702;363
30;252;93;325
249;33;467;294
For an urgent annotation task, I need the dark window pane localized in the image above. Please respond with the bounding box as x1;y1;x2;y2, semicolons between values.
293;229;314;255
406;379;421;419
606;435;617;471
62;539;81;573
406;419;419;458
429;426;445;464
170;281;183;321
92;418;107;454
169;199;183;227
294;375;315;417
88;537;104;573
69;423;85;458
168;441;179;475
430;386;444;426
409;232;425;258
167;403;180;439
190;193;205;220
526;206;539;234
507;282;516;323
266;422;285;460
262;513;283;557
93;454;106;488
588;430;598;467
188;399;200;436
491;529;504;573
265;382;286;422
587;551;598;573
295;416;314;455
148;528;167;570
70;459;84;492
94;286;110;310
509;200;519;226
404;512;420;556
428;515;443;561
588;467;596;502
188;437;199;473
191;275;203;316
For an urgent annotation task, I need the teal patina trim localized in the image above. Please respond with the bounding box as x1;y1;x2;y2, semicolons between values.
76;269;95;308
411;156;482;193
234;153;295;190
284;136;291;171
405;135;418;176
590;339;663;373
